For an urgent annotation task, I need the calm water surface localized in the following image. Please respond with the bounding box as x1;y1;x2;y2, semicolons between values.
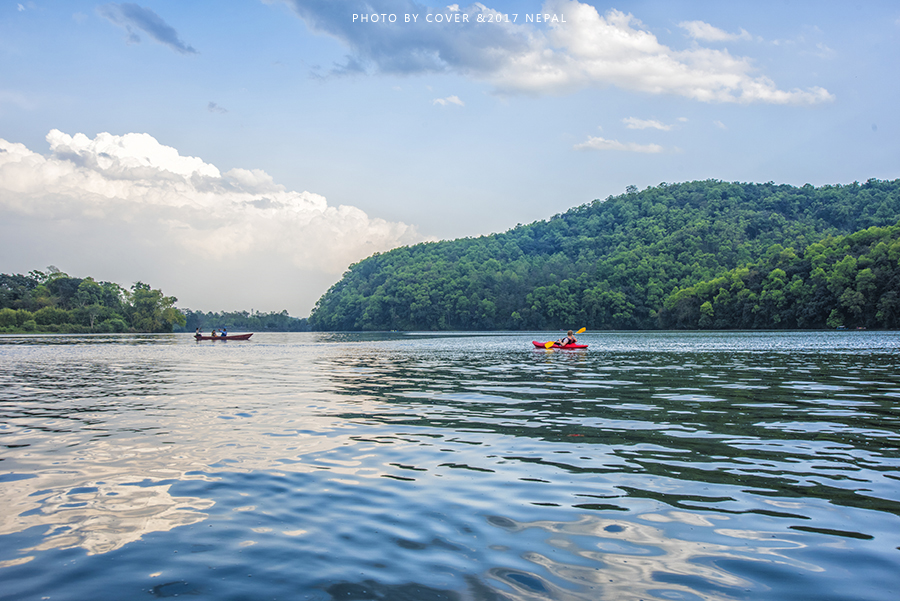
1;331;899;600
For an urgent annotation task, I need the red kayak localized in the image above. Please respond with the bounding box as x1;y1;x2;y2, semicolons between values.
195;333;253;341
533;340;588;349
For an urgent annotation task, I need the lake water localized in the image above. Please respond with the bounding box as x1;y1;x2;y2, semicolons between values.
1;331;899;601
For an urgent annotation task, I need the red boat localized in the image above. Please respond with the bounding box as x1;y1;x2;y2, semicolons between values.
195;333;253;341
532;340;588;349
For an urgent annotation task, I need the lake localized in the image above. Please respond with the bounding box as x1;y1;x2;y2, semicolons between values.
1;331;899;600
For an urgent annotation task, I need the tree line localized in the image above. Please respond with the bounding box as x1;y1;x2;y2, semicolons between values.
308;178;900;331
0;267;185;333
179;309;309;333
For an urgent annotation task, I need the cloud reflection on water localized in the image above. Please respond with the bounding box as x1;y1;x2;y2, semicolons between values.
3;475;212;560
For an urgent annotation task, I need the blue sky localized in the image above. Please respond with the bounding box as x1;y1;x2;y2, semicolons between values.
1;0;898;315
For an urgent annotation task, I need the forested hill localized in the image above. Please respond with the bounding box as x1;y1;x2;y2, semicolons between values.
308;179;900;331
659;222;900;330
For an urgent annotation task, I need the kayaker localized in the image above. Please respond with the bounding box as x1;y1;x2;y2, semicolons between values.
556;330;577;346
221;327;227;338
195;327;201;338
211;329;218;339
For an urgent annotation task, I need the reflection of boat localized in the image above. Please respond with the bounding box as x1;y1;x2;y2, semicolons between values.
532;340;588;349
194;333;253;341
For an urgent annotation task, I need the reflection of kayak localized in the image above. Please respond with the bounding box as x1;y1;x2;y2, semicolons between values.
195;333;253;341
532;340;588;349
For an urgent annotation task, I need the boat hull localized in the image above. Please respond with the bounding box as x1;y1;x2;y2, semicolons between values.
532;340;588;349
195;333;253;341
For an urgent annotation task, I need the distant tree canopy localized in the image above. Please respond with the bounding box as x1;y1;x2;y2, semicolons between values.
0;268;185;333
179;309;309;333
308;179;900;331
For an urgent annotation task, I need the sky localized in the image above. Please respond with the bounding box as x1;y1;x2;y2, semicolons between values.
1;0;898;316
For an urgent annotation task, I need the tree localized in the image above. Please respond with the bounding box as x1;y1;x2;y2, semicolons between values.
127;282;186;332
826;309;844;329
74;278;103;307
698;301;714;328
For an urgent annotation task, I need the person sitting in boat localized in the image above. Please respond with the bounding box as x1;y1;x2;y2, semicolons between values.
556;330;577;346
195;327;201;338
211;329;218;339
220;327;227;338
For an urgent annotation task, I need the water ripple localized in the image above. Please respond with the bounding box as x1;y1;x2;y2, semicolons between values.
1;331;899;600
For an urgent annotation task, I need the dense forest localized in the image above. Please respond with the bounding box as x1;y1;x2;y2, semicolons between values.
659;223;900;329
308;179;900;331
0;267;185;333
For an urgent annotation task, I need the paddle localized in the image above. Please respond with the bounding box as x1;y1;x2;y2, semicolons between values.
545;327;586;348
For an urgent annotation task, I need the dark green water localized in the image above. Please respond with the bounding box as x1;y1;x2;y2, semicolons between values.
1;331;898;600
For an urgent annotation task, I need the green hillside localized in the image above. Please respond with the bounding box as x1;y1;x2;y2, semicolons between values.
308;179;900;331
660;223;900;329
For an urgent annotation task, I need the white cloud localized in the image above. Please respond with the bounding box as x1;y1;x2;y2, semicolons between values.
574;135;664;153
0;131;424;312
501;1;830;103
45;130;221;179
678;20;752;42
810;42;836;59
623;117;672;131
282;0;832;104
714;120;727;129
433;95;465;106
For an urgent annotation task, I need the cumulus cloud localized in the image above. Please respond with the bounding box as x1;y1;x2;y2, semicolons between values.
277;0;832;104
574;136;664;153
0;131;423;312
98;3;197;54
623;117;672;131
433;95;464;106
678;20;752;42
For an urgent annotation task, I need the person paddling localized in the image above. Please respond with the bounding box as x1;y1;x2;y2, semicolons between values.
556;330;577;347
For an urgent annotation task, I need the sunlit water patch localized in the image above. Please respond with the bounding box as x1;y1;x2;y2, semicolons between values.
1;331;899;600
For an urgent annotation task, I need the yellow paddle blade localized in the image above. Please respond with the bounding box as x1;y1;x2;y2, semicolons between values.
576;327;586;334
545;340;555;348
